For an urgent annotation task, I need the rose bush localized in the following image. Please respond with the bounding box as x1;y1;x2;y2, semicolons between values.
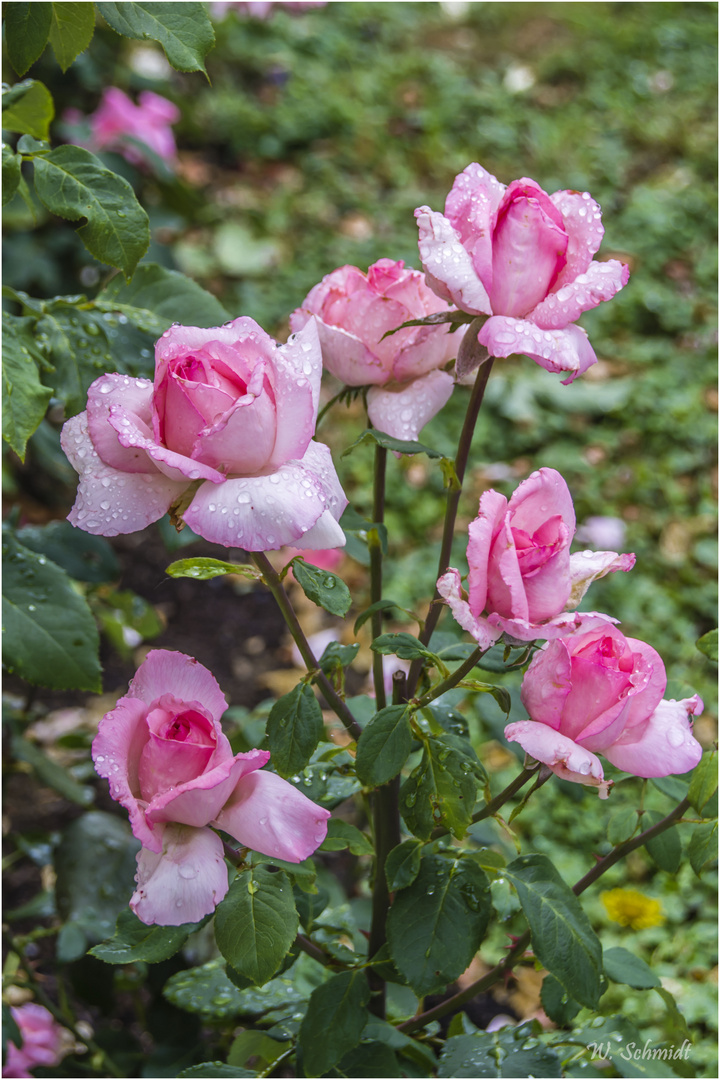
437;467;635;648
2;1004;64;1079
415;163;630;382
65;87;180;167
61;317;347;550
290;258;464;440
506;625;704;797
92;650;330;924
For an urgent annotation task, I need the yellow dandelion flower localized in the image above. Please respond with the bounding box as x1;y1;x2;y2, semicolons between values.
601;888;665;929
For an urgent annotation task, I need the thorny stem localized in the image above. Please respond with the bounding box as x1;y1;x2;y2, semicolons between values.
251;551;362;740
370;444;388;712
406;358;495;699
295;934;336;967
397;796;691;1034
366;447;400;1018
3;931;125;1079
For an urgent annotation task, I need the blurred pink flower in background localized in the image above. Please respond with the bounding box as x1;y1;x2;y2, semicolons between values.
93;650;330;924
3;1004;64;1079
212;1;326;18
290;258;464;440
506;625;703;797
438;467;635;648
416;163;629;382
64;87;179;168
61;317;347;551
575;515;627;551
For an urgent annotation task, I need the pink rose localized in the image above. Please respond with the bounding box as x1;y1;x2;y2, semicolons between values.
290;259;463;440
3;1004;63;1079
415;164;629;382
438;467;635;648
61;317;347;551
92;650;330;925
506;625;704;797
66;87;180;167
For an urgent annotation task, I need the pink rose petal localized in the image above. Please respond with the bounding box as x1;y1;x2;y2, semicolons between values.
366;369;454;441
131;824;229;925
214;769;331;862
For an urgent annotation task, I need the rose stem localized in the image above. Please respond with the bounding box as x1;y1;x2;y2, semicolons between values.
3;930;125;1079
367;669;405;1018
251;551;362;740
397;796;691;1034
405;357;495;699
370;443;388;712
412;645;485;708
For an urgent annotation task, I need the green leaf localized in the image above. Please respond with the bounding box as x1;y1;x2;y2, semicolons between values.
95;262;230;331
96;2;214;74
387;854;491;996
400;736;484;840
166;557;262;581
298;970;371;1077
371;632;442;666
163;959;251;1021
2;1002;22;1055
321;819;373;856
696;628;718;662
608;806;640;846
33;146;149;279
1;79;55;139
540;972;581;1026
4;3;53;74
643;811;682;872
54;811;140;959
688;819;718;876
336;1041;401;1077
355;705;413;786
48;2;95;71
318;640;360;674
291;558;352;617
343;428;444;459
266;684;324;778
215;867;298;986
228;1030;286;1071
2;527;102;691
2;145;22;206
353;598;414;635
650;775;689;803
2;312;52;459
31;301;115;417
17;520;119;584
654;985;692;1042
439;1023;562;1078
604;946;660;989
90;907;206;964
385;838;422;891
504;853;603;1009
10;735;93;806
457;677;511;716
688;750;718;814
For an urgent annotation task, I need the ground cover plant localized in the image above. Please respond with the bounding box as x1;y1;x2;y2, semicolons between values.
2;2;717;1078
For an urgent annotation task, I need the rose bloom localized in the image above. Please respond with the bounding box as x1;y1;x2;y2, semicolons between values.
290;258;464;441
415;163;629;382
65;87;180;167
3;1004;64;1079
61;317;347;551
506;625;703;797
438;467;635;648
93;650;330;925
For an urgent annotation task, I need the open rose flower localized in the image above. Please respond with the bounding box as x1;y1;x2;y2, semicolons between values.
92;650;330;925
64;87;180;168
415;163;629;382
61;317;347;551
3;1004;64;1079
290;258;464;440
438;467;635;648
505;625;704;797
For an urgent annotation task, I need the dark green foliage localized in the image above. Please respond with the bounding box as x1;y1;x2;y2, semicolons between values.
266;684;324;777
